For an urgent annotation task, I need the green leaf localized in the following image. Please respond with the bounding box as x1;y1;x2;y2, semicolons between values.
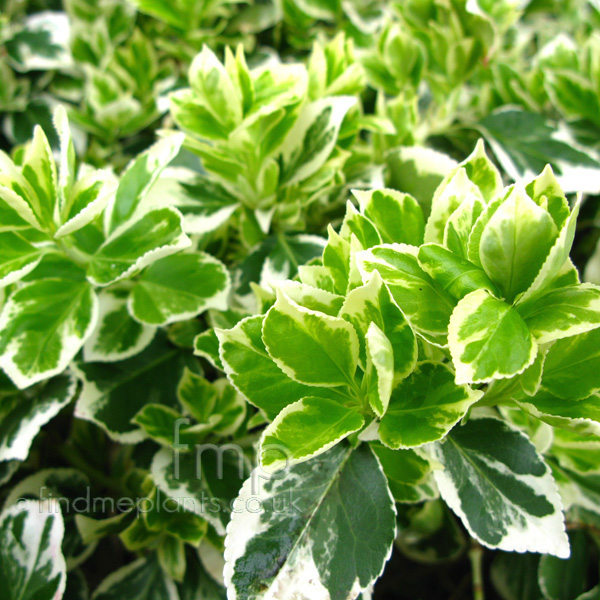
0;500;66;600
21;125;57;229
133;404;213;448
0;373;76;462
151;444;248;536
262;289;359;387
443;193;486;259
340;201;381;249
74;335;185;442
188;46;241;131
129;252;230;326
525;165;570;229
431;417;569;557
193;329;223;370
216;315;314;419
478;185;558;302
158;536;185;583
224;443;396;600
322;225;350;295
425;166;488;245
518;283;600;344
448;289;537;384
518;392;600;437
83;290;155;362
177;368;218;424
92;555;179;600
371;444;438;503
379;362;482;449
541;329;600;400
339;271;417;380
56;170;117;238
260;396;365;470
418;243;500;300
538;530;588;600
0;231;43;287
281;96;356;185
517;199;580;305
274;281;343;317
356;244;455;336
365;322;394;417
490;553;543;600
0;184;41;231
577;587;600;600
353;188;425;246
179;549;226;600
53;106;75;210
88;207;191;287
107;133;185;233
0;278;97;388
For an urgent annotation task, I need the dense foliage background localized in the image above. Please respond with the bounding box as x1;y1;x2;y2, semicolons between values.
2;1;600;599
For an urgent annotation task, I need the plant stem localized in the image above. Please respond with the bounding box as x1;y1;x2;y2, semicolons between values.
469;541;485;600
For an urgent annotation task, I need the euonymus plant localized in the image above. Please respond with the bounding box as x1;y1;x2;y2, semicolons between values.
216;143;600;598
0;105;229;389
3;1;600;599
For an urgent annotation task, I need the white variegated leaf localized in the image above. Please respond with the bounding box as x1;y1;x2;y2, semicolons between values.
0;500;67;600
431;417;569;558
83;290;156;362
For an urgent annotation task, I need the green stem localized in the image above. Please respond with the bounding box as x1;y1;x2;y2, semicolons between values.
53;237;91;266
469;541;485;600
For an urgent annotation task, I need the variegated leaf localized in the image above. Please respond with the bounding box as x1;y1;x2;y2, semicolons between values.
541;329;600;400
281;96;356;186
83;289;156;362
371;443;438;504
151;444;248;536
75;335;186;443
431;417;569;557
379;362;482;449
0;500;67;600
356;244;455;337
425;167;486;245
106;134;185;233
364;322;394;417
0;231;44;287
21;125;58;229
418;243;500;300
353;188;424;246
448;289;537;384
56;170;117;238
0;278;98;389
0;373;76;462
518;392;600;437
129;252;229;326
216;315;314;419
478;185;558;302
224;443;396;600
339;271;417;380
260;396;364;470
88;207;191;286
517;283;600;344
262;289;359;388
